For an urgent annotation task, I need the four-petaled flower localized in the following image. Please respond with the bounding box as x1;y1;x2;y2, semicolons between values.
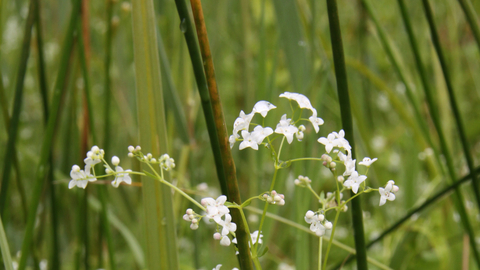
202;195;230;223
343;171;367;194
379;180;398;206
309;112;324;133
111;166;132;187
239;130;259;150
275;114;298;144
69;165;97;189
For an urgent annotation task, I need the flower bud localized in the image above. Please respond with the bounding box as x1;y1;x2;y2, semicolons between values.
92;146;100;153
318;214;325;222
128;153;134;158
128;145;135;152
392;185;399;193
147;153;153;159
305;210;315;219
186;208;193;215
271;190;277;196
273;195;281;202
190;223;199;230
278;199;285;206
324;221;333;229
213;232;222;240
329;162;336;168
183;214;190;221
337;176;344;183
112;156;120;166
135;146;141;151
150;158;157;163
72;165;81;172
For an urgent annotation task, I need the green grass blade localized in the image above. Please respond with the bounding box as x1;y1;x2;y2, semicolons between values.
326;0;368;268
173;0;228;195
0;0;36;216
457;0;480;54
272;0;310;93
422;0;480;209
131;0;179;268
0;215;13;270
156;28;190;144
188;1;253;268
17;0;82;268
397;0;480;266
88;197;145;269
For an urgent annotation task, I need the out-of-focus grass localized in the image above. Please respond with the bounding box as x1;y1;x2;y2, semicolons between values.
0;0;479;269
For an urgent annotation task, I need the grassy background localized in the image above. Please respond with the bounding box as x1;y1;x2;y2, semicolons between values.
1;0;480;269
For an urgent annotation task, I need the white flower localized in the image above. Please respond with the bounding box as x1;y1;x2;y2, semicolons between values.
333;130;351;151
275;114;298;144
379;180;398;206
359;157;377;167
343;171;367;194
202;195;230;223
251;125;273;144
111;156;120;166
69;165;97;189
213;264;222;270
252;100;276;117
160;154;175;170
233;110;254;134
111;166;132;187
343;157;356;176
232;230;263;247
84;146;104;174
308;112;324;133
317;133;336;153
279;92;314;112
220;214;237;236
304;211;327;236
239;130;259;150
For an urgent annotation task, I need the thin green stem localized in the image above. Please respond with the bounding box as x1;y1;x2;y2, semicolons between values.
307;185;321;201
318;236;323;270
322;208;341;269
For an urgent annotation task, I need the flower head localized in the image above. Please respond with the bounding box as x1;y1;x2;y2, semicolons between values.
233;110;254;134
111;166;132;187
84;146;104;174
239;130;259;150
275;114;298;144
279;92;314;112
379;180;398;206
69;165;97;189
308;112;324;133
202;195;230;223
160;154;175;171
343;171;367;194
359;157;378;167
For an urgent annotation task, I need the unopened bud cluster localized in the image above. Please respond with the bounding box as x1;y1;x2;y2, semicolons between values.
321;154;336;170
262;190;285;205
127;145;175;171
183;208;201;230
294;175;312;187
304;210;333;237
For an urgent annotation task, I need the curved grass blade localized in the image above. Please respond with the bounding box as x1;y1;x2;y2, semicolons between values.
131;0;179;268
0;0;36;216
326;0;368;268
396;0;480;266
17;0;82;268
188;1;253;268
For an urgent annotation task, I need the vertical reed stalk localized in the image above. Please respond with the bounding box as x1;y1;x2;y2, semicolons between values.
397;0;480;266
131;0;179;268
17;0;82;268
0;0;36;217
457;0;480;54
188;1;253;268
326;0;368;269
0;215;13;270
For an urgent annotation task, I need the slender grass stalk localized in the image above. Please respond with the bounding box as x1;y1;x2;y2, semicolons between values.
0;0;36;216
34;2;60;268
361;0;445;177
131;0;179;268
188;1;253;268
156;29;189;144
326;0;368;269
457;0;480;54
0;215;13;270
332;166;480;269
17;0;82;268
397;0;480;266
421;0;480;211
76;11;117;269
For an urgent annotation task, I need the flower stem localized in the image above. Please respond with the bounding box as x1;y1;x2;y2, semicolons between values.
318;236;323;270
322;208;341;269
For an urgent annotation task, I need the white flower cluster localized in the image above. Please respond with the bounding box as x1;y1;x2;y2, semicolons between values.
262;190;285;205
229;92;324;150
69;146;134;189
304;210;333;237
213;264;239;270
183;195;237;247
69;146;104;189
127;146;175;171
294;175;312;187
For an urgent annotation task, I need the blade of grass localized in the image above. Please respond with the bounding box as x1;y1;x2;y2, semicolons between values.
0;215;13;270
272;0;311;93
397;0;480;266
0;0;36;217
361;0;445;177
34;2;60;268
457;0;480;54
156;28;190;144
131;0;179;268
326;0;368;269
421;0;480;212
17;0;82;268
188;1;253;268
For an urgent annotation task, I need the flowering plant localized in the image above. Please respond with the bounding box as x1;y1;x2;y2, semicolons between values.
68;92;398;269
